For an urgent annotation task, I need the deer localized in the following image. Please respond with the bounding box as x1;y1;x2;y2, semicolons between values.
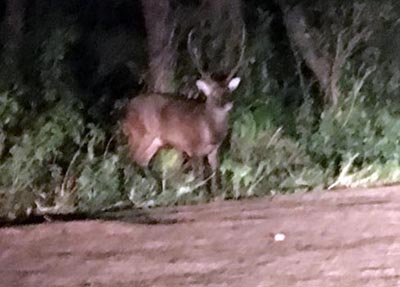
122;28;245;192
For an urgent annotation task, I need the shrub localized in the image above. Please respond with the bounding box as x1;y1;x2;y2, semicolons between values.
221;106;325;199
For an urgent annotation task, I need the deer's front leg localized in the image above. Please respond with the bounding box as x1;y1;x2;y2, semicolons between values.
207;148;219;194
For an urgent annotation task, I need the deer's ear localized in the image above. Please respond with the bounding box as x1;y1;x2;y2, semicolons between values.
228;77;241;92
196;80;212;96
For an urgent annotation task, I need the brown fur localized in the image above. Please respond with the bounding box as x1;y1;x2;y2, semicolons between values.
122;77;241;190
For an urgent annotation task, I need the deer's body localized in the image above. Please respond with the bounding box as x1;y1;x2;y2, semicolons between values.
123;79;236;170
123;27;245;191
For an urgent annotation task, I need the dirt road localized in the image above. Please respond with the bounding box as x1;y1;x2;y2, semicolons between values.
1;186;400;287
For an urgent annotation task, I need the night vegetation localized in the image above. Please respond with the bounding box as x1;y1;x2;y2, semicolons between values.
1;0;399;222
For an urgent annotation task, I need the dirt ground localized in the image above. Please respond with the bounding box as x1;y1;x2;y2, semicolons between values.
1;186;400;287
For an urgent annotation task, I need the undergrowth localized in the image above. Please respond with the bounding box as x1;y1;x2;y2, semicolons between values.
2;7;400;223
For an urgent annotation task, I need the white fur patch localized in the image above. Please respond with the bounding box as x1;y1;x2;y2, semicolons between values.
228;77;241;92
224;102;233;112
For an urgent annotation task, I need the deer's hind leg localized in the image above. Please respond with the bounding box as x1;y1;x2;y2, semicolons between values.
133;135;163;167
130;134;165;193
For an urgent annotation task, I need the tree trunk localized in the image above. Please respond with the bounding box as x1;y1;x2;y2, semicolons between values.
201;0;241;21
141;0;176;94
3;0;26;79
198;0;243;74
278;1;338;105
4;0;25;49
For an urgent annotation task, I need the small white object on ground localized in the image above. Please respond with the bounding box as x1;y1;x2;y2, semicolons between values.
274;233;286;241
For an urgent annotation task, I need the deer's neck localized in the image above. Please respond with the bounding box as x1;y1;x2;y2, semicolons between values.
205;102;232;132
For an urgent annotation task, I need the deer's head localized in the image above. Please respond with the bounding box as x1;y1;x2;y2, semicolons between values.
188;28;245;111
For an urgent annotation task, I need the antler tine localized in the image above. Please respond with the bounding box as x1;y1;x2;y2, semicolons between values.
187;29;209;79
226;26;246;81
